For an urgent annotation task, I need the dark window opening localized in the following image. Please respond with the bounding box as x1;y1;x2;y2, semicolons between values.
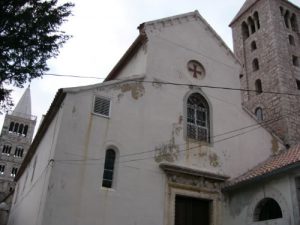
291;14;298;32
248;17;256;34
254;12;260;29
284;11;290;28
252;58;259;71
2;145;12;154
242;22;250;40
187;93;210;143
289;35;295;46
255;79;263;94
14;147;24;158
254;198;283;221
296;79;300;90
13;123;19;133
175;195;210;225
102;149;116;188
0;165;5;175
280;7;284;16
23;125;28;136
11;167;18;177
9;122;14;132
251;41;257;51
293;55;299;67
255;107;263;122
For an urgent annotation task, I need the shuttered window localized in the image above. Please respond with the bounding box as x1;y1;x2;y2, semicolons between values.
93;96;110;117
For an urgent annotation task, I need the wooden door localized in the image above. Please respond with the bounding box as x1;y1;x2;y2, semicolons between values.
175;195;210;225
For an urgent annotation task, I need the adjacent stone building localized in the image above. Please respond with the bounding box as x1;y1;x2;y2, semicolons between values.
230;0;300;146
0;87;36;197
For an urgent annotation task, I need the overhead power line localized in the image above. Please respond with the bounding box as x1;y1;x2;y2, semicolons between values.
43;73;300;97
55;107;299;165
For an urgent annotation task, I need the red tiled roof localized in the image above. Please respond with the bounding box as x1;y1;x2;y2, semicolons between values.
224;144;300;190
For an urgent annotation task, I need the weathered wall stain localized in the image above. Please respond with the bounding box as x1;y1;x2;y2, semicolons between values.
155;123;181;163
120;82;145;100
209;152;219;167
271;137;280;155
152;78;163;88
227;190;253;218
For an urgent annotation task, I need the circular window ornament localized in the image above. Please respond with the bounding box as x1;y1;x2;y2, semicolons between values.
187;60;205;79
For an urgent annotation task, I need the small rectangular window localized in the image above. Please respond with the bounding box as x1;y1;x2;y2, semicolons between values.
93;96;110;117
293;55;300;67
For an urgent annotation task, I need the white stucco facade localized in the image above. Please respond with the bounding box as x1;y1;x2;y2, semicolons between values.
7;10;289;225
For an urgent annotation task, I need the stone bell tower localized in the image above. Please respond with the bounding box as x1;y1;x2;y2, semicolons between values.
230;0;300;146
0;87;36;198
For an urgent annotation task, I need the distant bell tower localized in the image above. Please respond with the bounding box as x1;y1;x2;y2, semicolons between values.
230;0;300;146
0;87;36;198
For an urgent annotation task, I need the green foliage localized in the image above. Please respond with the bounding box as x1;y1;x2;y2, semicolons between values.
0;0;74;112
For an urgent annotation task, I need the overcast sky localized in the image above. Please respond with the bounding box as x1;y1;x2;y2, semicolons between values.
2;0;299;130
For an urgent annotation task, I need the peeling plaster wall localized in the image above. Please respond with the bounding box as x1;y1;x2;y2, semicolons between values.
144;16;278;178
223;174;297;225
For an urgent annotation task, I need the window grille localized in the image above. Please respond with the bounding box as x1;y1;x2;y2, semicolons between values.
93;96;110;117
187;93;210;142
102;149;116;188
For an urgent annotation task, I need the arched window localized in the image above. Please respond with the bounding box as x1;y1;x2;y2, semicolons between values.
280;7;284;16
254;198;283;221
187;93;210;143
255;107;263;121
2;144;12;155
255;79;263;94
291;13;298;32
284;10;290;28
242;22;250;40
18;124;24;135
248;17;256;34
13;123;19;133
253;12;260;29
251;41;257;51
252;58;259;71
289;35;295;46
9;122;14;132
23;125;28;136
102;149;116;188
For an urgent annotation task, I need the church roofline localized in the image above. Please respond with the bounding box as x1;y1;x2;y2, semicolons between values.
105;10;240;82
104;34;147;82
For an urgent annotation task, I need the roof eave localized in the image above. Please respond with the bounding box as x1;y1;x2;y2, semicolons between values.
222;161;300;192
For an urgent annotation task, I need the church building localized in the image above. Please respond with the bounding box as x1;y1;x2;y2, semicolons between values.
7;0;300;225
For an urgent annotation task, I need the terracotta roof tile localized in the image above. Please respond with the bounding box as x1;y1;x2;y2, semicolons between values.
224;144;300;189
